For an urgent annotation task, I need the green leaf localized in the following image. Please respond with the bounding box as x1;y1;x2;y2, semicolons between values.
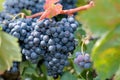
86;39;97;53
20;61;39;77
47;76;54;80
78;0;120;36
20;62;46;80
24;67;39;77
40;63;47;79
73;64;83;74
21;9;31;16
91;25;120;79
20;61;30;75
81;69;94;80
75;27;86;38
93;76;101;80
114;67;120;80
0;0;4;11
31;75;46;80
0;31;21;73
77;0;88;6
61;72;77;80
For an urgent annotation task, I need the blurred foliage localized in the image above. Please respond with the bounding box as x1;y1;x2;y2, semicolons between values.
0;0;4;11
114;67;120;80
77;0;120;36
77;0;120;80
91;25;120;80
61;72;77;80
20;61;47;80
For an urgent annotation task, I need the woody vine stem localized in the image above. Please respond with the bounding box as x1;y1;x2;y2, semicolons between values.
26;1;94;20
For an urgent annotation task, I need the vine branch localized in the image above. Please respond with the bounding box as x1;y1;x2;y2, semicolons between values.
26;1;94;20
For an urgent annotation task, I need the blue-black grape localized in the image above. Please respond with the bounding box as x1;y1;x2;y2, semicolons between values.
3;0;77;15
8;62;19;73
74;52;92;69
59;0;78;9
0;11;12;23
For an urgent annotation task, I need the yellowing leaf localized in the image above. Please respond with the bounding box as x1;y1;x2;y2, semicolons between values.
0;31;21;73
40;0;62;19
114;67;120;80
44;0;59;10
45;4;62;18
0;0;4;11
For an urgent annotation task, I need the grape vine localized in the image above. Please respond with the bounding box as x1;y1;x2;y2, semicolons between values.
0;0;96;80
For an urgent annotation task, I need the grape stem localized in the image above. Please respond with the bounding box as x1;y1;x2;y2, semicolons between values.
12;13;25;20
81;36;90;55
81;41;84;55
86;71;90;80
26;1;94;20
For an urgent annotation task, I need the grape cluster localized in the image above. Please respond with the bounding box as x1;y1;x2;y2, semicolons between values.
8;62;19;73
1;18;39;62
3;0;77;15
74;52;91;69
3;0;45;14
22;16;79;64
44;53;69;77
2;18;37;41
2;16;79;77
40;17;78;76
0;11;12;23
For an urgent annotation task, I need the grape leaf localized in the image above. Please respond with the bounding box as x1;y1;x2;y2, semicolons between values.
93;76;101;80
41;0;62;19
114;67;120;80
0;31;21;73
73;64;83;74
61;72;77;80
44;0;59;10
20;61;38;77
20;61;47;80
91;25;120;79
21;9;31;16
45;4;62;18
0;0;4;11
78;0;120;36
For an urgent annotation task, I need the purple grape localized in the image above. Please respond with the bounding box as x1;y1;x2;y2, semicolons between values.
84;63;91;69
77;55;84;62
84;54;90;62
75;52;82;57
74;52;92;69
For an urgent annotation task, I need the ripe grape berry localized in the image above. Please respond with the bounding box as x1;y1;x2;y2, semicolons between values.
0;11;12;23
8;62;19;73
59;0;77;9
74;52;92;69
